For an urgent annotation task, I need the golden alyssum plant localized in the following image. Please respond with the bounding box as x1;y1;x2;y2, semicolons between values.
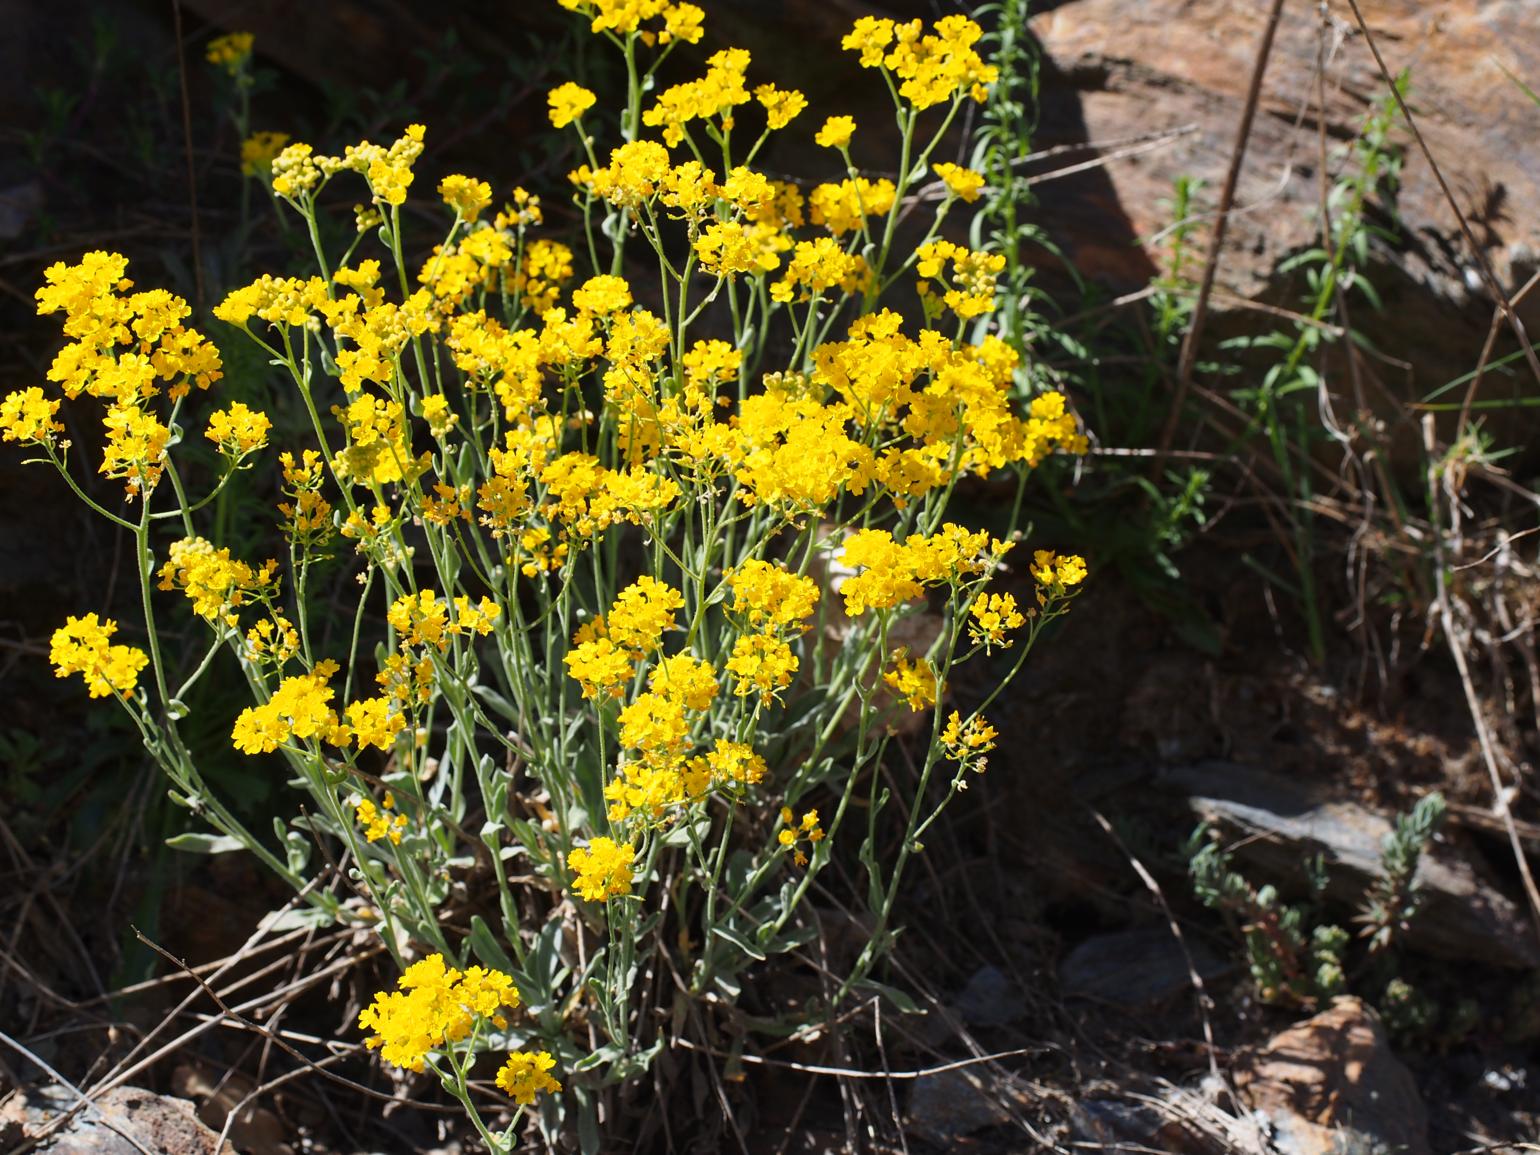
1;3;1087;1149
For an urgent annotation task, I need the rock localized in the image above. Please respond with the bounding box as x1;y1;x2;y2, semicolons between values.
1028;0;1540;416
1165;761;1540;968
171;1064;292;1155
952;965;1024;1028
1061;927;1231;1008
0;1084;235;1155
905;1067;1033;1145
1239;996;1430;1155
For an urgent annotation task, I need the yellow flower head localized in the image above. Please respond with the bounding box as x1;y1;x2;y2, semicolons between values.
568;836;635;902
968;591;1025;651
932;162;985;203
438;174;493;222
496;1051;562;1104
814;116;856;149
358;954;521;1072
548;81;597;129
241;132;291;177
572;274;634;317
206;32;254;75
0;388;63;444
355;792;408;843
50;614;148;700
205;401;271;456
882;648;938;711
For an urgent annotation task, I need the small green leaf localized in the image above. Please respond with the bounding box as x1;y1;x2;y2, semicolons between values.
166;832;245;854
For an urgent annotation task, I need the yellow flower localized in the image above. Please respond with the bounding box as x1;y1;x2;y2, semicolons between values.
231;663;341;754
158;536;278;625
882;649;938;711
648;653;719;711
940;710;998;766
705;739;767;786
565;632;636;700
726;633;798;703
754;84;807;130
618;691;691;755
572;274;634;316
438;174;493;221
346;697;407;752
205;32;254;75
606;576;685;653
727;560;820;632
497;1051;562;1104
205;401;271;456
0;388;63;443
568;836;635;902
240;131;290;177
1030;550;1088;593
814;115;856;149
358;955;521;1072
932;162;985;203
809;177;896;237
777;807;824;866
355;792;408;843
968;592;1024;651
548;82;597;129
50;614;148;700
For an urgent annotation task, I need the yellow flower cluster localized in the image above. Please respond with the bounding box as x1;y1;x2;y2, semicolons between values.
0;387;63;444
968;592;1025;651
916;240;1007;319
883;649;939;711
568;836;635;902
933;162;985;203
205;31;253;75
241;132;290;177
842;15;998;108
838;523;1007;616
777;807;825;867
358;954;521;1071
1030;547;1089;603
548;81;597;128
496;1051;563;1104
386;590;500;651
158;537;279;626
558;0;704;44
940;710;999;767
20;253;223;497
265;124;426;208
815;115;856;149
356;793;408;844
231;662;342;754
439;174;492;222
50;614;148;699
205;401;271;457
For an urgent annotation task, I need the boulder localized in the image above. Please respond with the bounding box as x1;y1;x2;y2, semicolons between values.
1028;0;1540;404
1239;996;1431;1155
1165;761;1540;968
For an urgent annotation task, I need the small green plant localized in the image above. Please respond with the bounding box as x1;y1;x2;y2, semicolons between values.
1221;73;1409;662
1186;790;1445;1008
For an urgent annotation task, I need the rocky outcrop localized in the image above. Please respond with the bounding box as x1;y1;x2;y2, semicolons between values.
1028;0;1540;398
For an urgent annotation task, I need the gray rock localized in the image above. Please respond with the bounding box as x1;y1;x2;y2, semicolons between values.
1165;762;1540;968
0;1084;235;1155
905;1067;1033;1144
953;965;1024;1028
1061;927;1231;1008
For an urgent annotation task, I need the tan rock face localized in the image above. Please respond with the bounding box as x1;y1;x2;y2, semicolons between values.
1239;996;1431;1155
1031;0;1540;296
1029;0;1540;401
